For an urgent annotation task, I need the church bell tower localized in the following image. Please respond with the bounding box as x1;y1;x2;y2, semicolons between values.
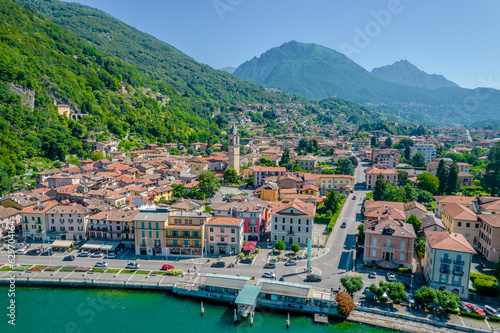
228;123;240;172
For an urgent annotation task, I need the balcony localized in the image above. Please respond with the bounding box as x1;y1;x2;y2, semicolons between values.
89;227;108;232
165;244;202;249
287;231;295;235
382;245;395;251
453;270;464;276
440;268;450;274
441;258;451;263
453;260;464;265
167;234;200;239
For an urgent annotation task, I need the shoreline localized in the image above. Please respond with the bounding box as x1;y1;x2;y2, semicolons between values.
0;279;477;333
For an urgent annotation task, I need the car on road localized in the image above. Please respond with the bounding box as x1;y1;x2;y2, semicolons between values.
459;301;471;313
484;305;500;317
40;250;54;256
341;221;347;228
262;272;276;279
105;252;116;259
126;261;140;269
239;258;253;264
369;271;376;279
264;262;276;269
284;260;297;266
353;196;356;200
296;255;304;260
279;277;285;282
161;264;175;270
211;261;225;268
306;274;322;282
15;248;28;255
77;251;90;257
405;292;415;304
466;303;485;316
386;272;396;281
26;249;41;256
95;261;108;267
91;252;104;258
63;255;75;261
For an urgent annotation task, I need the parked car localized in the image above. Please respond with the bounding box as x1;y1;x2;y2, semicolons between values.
466;303;485;316
459;301;471;313
279;277;285;282
15;248;27;255
353;196;357;200
105;252;117;259
40;250;54;256
239;258;253;264
161;264;175;270
95;261;108;267
26;249;41;256
386;272;396;281
405;292;415;304
262;272;276;279
126;261;140;269
306;274;322;282
484;305;500;317
297;255;304;260
77;251;90;257
91;252;104;258
341;221;347;228
264;262;276;269
211;261;225;268
63;255;75;261
369;271;376;279
284;260;297;266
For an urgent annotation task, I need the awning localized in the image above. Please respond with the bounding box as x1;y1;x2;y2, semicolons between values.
50;240;75;248
235;285;261;306
80;239;106;250
242;241;257;252
101;240;121;251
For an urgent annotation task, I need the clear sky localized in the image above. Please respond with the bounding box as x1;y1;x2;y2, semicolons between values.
64;0;500;89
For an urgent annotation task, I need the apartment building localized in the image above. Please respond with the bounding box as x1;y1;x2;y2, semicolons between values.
165;211;211;256
21;201;59;241
205;217;244;256
133;208;170;256
45;204;91;241
411;143;437;164
270;199;316;246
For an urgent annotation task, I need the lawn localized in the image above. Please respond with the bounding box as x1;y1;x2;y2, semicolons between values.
120;269;137;274
0;266;12;271
60;266;77;272
135;270;151;275
13;265;32;271
425;200;436;211
104;268;120;274
91;268;106;273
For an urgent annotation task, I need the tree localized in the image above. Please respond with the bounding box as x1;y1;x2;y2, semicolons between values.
397;138;414;149
373;174;387;201
259;158;275;167
205;147;213;156
397;170;408;186
279;149;291;166
416;172;439;194
90;151;105;161
291;243;300;254
370;136;379;148
357;224;365;244
415;286;437;307
349;155;358;167
403;184;417;202
406;215;421;233
482;142;500;196
384;137;393;148
412;152;426;167
324;190;339;215
436;159;448;194
274;240;286;253
416;189;434;204
436;289;460;311
321;169;335;174
338;158;355;176
341;276;364;295
247;174;255;186
446;161;459;194
223;168;238;183
186;146;195;155
336;291;355;316
387;282;408;302
197;170;220;198
298;138;308;152
307;139;319;153
172;183;187;198
415;236;426;258
404;146;411;161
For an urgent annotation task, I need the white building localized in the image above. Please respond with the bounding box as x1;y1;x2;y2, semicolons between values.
423;230;476;298
270;199;316;246
411;143;437;164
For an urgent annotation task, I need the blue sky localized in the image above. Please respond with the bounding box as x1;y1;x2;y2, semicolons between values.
65;0;500;89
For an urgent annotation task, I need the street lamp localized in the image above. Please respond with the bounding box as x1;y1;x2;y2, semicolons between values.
410;274;414;295
145;236;148;257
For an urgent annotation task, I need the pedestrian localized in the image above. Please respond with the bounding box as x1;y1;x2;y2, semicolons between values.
188;269;190;274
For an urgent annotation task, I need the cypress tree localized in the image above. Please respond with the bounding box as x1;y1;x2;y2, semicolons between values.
447;161;459;194
437;159;447;194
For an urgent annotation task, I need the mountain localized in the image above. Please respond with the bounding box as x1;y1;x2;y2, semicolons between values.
371;60;459;89
234;41;500;125
219;67;236;74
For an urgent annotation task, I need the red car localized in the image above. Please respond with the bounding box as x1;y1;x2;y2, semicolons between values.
161;264;175;270
467;303;485;316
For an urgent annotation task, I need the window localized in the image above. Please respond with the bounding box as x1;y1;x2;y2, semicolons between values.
290;218;293;224
297;237;301;243
231;229;235;233
194;240;199;246
373;237;377;246
220;228;225;233
306;219;309;225
173;239;177;245
401;240;405;249
298;227;301;232
274;235;277;241
306;227;309;233
282;236;285;241
372;249;376;257
221;236;225;242
231;237;235;242
399;253;404;261
475;223;479;229
210;236;214;241
183;240;189;246
466;223;470;228
183;231;190;237
298;219;301;225
210;227;213;232
275;217;278;222
156;231;159;238
142;231;145;237
457;222;462;227
282;225;285;231
386;239;391;247
275;224;277;230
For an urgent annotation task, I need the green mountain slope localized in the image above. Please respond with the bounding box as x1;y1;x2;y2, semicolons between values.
0;0;229;188
18;0;293;110
371;60;459;89
234;41;500;125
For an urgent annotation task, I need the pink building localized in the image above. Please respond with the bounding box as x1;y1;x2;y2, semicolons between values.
0;207;21;237
87;208;139;241
205;217;244;256
365;166;399;190
45;204;91;241
363;216;416;269
251;166;286;187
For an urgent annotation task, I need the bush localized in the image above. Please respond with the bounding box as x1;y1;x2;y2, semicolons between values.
471;273;499;297
460;310;486;319
489;315;500;322
336;291;355;315
379;296;388;302
397;267;412;274
165;269;183;276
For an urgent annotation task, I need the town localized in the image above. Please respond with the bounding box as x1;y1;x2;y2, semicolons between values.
1;114;500;331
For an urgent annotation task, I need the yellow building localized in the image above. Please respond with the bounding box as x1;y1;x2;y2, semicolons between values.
243;167;255;180
190;157;208;176
149;186;174;202
133;208;170;256
260;183;279;202
316;174;355;195
54;101;70;118
166;211;211;256
300;184;319;197
442;202;480;248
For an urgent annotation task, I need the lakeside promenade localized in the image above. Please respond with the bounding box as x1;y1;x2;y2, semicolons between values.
0;266;495;333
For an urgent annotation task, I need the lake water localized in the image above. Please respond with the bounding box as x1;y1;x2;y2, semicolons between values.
0;286;392;333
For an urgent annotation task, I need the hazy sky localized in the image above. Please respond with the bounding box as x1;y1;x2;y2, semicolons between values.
65;0;500;89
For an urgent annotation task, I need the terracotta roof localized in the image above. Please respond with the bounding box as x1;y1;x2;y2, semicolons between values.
0;207;20;219
20;200;59;214
364;216;416;239
88;208;139;222
425;230;476;254
364;205;406;221
280;188;297;194
206;217;244;226
434;196;476;205
479;214;500;228
250;166;286;172
366;167;399;175
442;203;477;221
271;199;316;217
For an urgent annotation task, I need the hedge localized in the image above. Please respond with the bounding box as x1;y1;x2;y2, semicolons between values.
489;315;500;322
470;272;499;297
460;310;486;320
327;198;346;234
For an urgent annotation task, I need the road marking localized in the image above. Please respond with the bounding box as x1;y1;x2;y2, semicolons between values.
484;318;491;331
126;271;136;282
459;315;465;327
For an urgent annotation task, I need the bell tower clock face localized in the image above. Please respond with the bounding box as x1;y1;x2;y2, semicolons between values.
230;148;233;153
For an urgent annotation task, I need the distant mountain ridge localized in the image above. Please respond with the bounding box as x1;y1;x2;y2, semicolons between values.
371;60;459;89
219;66;236;74
233;41;500;125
